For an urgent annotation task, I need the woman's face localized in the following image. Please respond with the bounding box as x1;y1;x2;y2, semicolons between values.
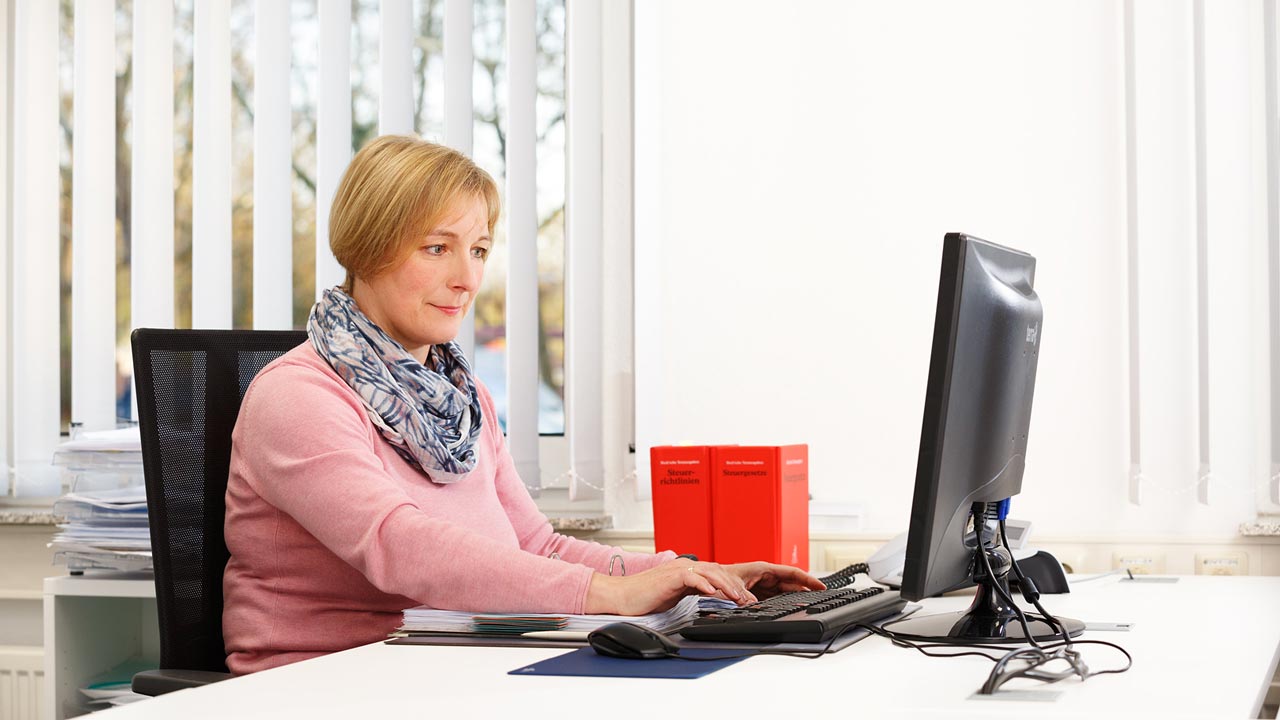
352;194;492;363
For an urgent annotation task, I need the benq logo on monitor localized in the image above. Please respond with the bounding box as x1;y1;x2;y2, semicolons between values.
1025;324;1039;345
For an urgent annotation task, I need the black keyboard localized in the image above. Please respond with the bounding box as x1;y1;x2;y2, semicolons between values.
679;586;906;644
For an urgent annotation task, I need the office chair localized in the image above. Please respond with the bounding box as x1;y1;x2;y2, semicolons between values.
130;328;306;695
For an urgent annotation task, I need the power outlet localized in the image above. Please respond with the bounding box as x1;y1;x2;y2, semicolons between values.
1113;551;1165;575
1194;551;1248;576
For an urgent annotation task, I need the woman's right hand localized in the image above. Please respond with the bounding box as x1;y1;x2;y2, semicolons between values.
583;557;758;616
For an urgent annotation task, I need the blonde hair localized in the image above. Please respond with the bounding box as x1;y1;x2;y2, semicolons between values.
329;135;500;292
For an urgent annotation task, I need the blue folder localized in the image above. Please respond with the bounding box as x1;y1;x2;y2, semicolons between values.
508;647;753;679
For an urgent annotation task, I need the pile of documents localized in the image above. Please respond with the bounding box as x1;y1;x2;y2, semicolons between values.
471;616;568;635
399;595;707;636
52;427;144;494
49;427;152;573
51;486;152;573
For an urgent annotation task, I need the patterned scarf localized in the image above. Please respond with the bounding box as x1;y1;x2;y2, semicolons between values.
306;287;482;483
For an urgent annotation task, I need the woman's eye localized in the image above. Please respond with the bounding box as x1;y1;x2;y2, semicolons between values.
472;247;490;260
424;244;446;256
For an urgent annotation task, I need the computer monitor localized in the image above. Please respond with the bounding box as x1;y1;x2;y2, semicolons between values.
884;233;1084;644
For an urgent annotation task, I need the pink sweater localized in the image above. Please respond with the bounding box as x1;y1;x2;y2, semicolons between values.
222;343;673;674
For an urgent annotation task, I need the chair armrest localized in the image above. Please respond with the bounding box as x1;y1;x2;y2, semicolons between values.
131;668;234;696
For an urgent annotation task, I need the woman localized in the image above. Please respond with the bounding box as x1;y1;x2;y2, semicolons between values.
222;135;822;674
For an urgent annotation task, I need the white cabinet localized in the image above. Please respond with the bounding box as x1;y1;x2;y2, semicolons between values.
42;575;157;720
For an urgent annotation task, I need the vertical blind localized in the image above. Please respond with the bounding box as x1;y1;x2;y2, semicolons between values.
132;0;176;368
192;1;233;330
564;0;603;502
4;0;612;499
505;0;540;493
1267;0;1280;507
11;0;61;490
315;0;350;299
253;0;293;331
445;0;475;361
70;0;117;433
1123;0;1273;512
0;0;10;487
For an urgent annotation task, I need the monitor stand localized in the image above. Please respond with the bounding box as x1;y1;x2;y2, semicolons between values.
883;545;1085;644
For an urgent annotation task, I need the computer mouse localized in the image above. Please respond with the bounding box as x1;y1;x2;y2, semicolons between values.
588;622;680;659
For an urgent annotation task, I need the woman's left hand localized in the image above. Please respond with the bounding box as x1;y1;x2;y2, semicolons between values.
721;562;826;600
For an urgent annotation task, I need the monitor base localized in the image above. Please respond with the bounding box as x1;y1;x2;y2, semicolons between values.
887;538;1085;644
882;609;1084;644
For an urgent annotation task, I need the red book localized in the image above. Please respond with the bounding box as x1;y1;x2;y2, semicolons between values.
649;446;715;562
711;445;809;569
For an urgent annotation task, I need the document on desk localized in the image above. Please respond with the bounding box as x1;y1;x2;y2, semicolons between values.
397;594;705;636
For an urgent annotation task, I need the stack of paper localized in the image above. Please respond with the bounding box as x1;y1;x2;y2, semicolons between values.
51;486;152;574
399;595;707;636
53;427;144;493
471;616;569;635
48;427;151;574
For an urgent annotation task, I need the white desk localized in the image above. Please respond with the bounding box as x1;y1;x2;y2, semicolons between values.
90;575;1280;719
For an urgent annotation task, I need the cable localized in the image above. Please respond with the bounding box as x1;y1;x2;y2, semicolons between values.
860;619;1134;692
999;519;1070;643
978;636;1134;693
973;504;1044;648
664;511;1134;694
669;612;1063;665
983;515;1133;694
663;602;1131;689
1069;568;1134;583
857;622;1021;661
818;563;869;590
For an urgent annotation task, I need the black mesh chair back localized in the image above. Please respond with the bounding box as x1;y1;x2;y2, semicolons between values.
131;328;306;674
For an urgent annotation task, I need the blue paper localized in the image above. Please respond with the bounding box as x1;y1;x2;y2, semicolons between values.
508;647;752;679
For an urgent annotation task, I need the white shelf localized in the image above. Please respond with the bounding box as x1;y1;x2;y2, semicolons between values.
43;574;155;599
43;574;159;719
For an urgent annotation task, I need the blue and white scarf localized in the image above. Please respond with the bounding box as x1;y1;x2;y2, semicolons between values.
307;287;482;483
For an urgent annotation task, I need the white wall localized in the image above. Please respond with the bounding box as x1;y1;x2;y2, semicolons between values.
632;0;1273;537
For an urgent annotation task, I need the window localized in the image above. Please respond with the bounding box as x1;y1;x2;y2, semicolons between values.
6;0;618;507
